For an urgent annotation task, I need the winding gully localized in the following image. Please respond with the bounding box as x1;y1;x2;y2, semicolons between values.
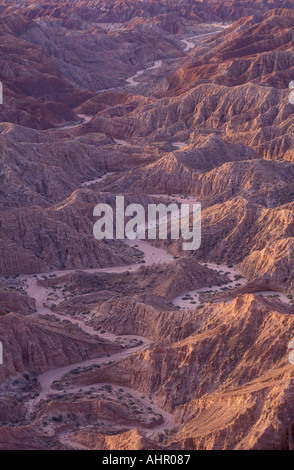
17;22;285;448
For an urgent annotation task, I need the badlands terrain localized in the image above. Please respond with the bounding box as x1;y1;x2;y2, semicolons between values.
0;0;294;451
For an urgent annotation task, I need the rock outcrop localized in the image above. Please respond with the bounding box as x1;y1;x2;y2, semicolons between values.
0;2;294;452
0;313;120;385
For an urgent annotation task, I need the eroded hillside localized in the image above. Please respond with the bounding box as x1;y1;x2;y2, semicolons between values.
0;1;294;451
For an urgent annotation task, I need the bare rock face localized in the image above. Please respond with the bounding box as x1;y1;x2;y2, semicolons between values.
41;257;226;313
4;0;290;25
64;294;294;449
172;369;294;450
69;429;161;451
0;10;182;129
0;425;59;450
142;258;225;300
1;1;294;452
0;291;36;316
0;191;139;275
166;197;294;292
170;11;294;91
103;146;294;207
90;297;199;341
127;82;294;161
239;238;294;292
0;313;120;385
38;397;163;431
0;397;26;424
